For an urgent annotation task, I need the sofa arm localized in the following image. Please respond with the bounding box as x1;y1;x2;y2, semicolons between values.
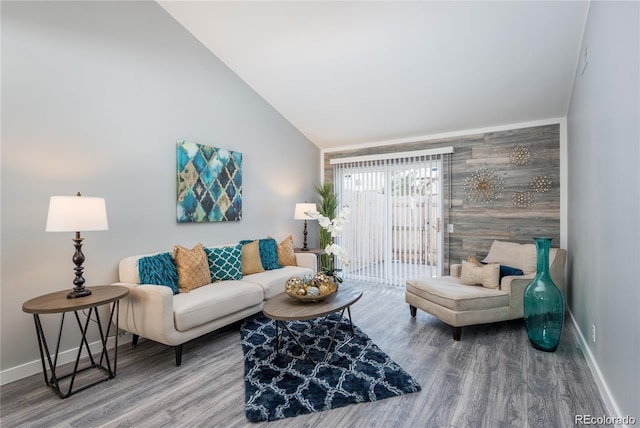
294;252;317;273
111;282;178;346
501;273;535;316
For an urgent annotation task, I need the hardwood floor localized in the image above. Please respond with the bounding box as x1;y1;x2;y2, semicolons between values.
1;282;607;427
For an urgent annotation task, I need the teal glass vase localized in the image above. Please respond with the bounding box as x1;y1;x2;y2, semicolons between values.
523;237;564;352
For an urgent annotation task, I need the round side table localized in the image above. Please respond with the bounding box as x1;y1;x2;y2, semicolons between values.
23;285;129;398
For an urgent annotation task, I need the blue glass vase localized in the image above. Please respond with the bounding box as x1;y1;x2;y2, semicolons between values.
523;237;564;352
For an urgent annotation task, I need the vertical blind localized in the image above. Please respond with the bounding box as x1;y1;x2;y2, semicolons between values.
331;147;452;286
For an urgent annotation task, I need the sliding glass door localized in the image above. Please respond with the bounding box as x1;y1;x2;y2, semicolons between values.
333;150;447;286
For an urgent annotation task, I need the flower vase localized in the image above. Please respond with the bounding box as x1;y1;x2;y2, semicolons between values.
523;237;564;352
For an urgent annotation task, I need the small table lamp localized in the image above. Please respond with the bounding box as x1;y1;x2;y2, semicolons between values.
46;192;109;299
294;202;317;251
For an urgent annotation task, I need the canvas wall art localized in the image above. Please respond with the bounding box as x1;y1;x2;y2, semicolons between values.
177;140;242;222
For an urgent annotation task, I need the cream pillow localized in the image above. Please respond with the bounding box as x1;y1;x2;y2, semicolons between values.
483;240;537;274
460;260;500;289
173;243;212;293
241;240;265;275
277;235;297;266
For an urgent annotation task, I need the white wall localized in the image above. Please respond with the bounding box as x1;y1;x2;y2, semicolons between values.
567;1;639;418
1;1;320;379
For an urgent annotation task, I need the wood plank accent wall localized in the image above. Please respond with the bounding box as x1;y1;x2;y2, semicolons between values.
323;124;560;273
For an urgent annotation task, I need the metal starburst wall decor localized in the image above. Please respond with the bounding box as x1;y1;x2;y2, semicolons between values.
464;168;505;204
510;146;532;166
531;175;552;193
513;190;534;208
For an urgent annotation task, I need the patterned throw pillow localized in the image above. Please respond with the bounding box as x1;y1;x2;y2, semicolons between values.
277;235;297;266
172;243;212;293
204;245;243;281
138;252;179;294
241;240;265;275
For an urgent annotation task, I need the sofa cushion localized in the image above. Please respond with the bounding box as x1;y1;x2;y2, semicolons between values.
277;235;297;266
241;240;265;275
406;276;509;312
460;261;500;289
483;241;537;274
243;266;315;299
173;281;264;331
138;252;179;294
173;243;212;293
204;245;243;281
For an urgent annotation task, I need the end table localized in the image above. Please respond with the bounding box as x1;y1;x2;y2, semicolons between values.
294;248;325;272
22;285;129;398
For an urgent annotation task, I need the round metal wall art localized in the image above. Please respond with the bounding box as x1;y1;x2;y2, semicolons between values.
513;190;534;208
464;168;505;204
531;175;552;193
510;146;532;166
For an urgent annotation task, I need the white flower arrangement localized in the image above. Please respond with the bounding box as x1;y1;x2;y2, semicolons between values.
306;205;351;267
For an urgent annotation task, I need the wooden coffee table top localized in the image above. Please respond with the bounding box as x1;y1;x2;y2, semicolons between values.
263;287;362;321
23;286;129;314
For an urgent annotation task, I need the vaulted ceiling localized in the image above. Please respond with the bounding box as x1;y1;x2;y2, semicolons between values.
158;1;589;150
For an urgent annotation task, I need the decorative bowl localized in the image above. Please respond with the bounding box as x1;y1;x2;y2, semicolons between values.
285;273;338;302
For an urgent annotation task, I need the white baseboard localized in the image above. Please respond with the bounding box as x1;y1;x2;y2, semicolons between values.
568;310;631;428
0;334;131;386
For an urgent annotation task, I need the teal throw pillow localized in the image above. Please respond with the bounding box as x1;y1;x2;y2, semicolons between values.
241;238;282;270
481;262;524;279
259;238;282;270
205;245;243;281
138;252;179;294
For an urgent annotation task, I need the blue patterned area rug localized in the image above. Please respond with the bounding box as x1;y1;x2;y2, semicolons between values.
240;314;421;422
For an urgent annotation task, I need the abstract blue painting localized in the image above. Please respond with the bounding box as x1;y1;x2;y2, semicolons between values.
177;140;242;222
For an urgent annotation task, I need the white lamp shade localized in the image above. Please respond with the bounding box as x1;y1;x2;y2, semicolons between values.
294;203;317;220
46;195;109;232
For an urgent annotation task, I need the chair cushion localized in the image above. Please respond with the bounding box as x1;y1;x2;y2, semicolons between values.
483;241;537;274
173;281;263;331
406;276;509;312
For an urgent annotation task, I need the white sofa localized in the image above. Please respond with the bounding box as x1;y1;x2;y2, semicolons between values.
112;246;316;365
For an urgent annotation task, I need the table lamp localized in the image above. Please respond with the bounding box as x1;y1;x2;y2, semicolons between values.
46;192;109;298
294;202;316;251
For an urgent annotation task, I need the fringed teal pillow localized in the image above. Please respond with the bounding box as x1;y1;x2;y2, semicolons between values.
259;238;282;270
204;245;243;281
240;238;282;270
138;252;179;294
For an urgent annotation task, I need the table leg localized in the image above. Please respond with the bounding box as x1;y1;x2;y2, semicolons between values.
274;308;358;364
32;303;121;399
279;321;319;364
274;319;281;353
98;300;121;375
33;315;56;389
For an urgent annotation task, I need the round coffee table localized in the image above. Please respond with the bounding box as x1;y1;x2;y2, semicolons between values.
263;287;362;363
